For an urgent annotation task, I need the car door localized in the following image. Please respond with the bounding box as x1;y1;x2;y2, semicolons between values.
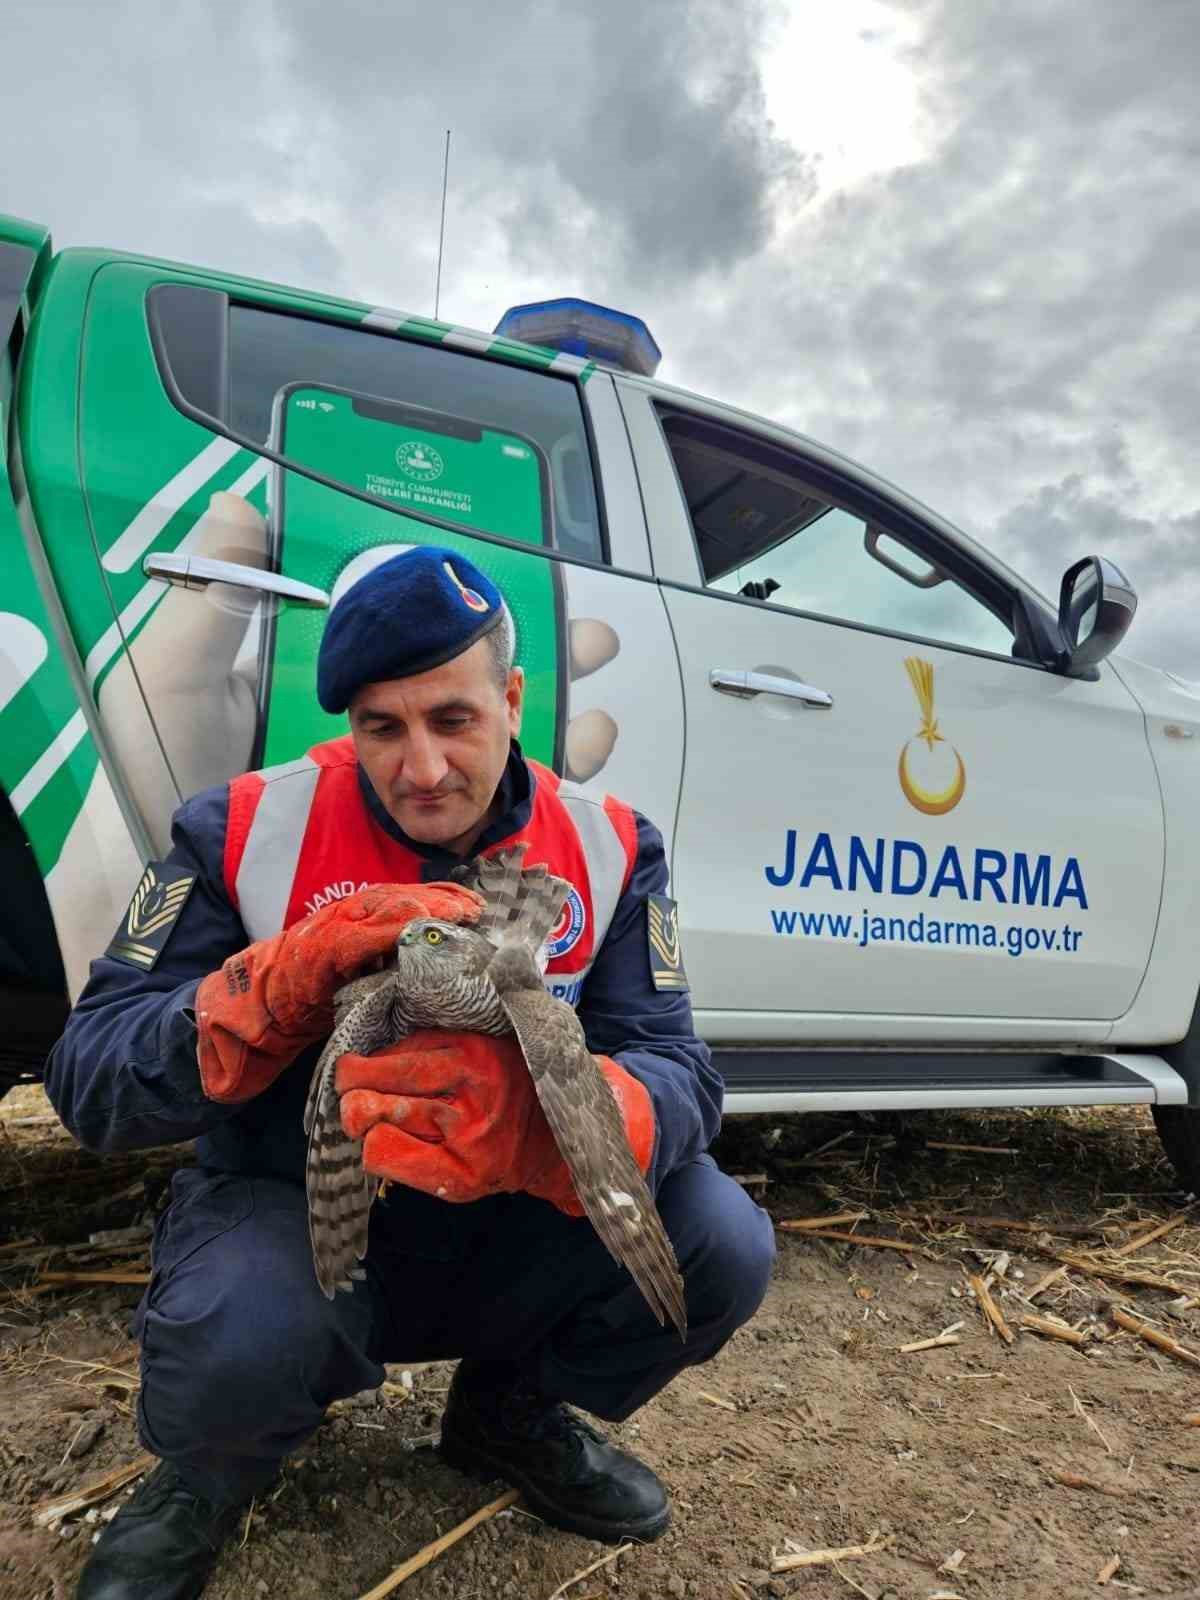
74;265;683;854
620;385;1164;1037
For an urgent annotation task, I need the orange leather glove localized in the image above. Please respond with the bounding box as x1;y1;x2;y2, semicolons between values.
336;1030;655;1212
195;883;483;1103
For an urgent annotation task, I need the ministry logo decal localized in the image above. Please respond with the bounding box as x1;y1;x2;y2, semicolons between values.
395;441;444;482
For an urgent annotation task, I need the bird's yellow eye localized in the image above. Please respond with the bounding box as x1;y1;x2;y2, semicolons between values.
423;928;444;946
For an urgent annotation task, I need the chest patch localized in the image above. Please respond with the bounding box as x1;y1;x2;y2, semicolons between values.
543;885;587;959
107;862;197;971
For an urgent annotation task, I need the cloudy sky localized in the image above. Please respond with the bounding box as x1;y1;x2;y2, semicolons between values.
6;0;1198;672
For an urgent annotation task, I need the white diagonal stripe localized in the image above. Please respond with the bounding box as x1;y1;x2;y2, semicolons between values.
101;436;240;573
85;459;271;690
86;577;165;689
228;457;270;498
0;614;49;714
548;351;587;374
12;710;88;816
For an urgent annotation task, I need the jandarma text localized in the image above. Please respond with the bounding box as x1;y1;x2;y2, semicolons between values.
764;832;1088;910
769;907;1084;958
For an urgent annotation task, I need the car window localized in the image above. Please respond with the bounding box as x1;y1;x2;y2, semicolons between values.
658;408;1014;656
148;285;604;563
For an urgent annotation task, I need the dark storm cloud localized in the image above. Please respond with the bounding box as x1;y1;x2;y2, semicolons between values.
277;0;812;285
2;3;350;291
993;477;1200;673
3;1;806;322
995;477;1200;592
652;0;1200;669
3;0;1196;669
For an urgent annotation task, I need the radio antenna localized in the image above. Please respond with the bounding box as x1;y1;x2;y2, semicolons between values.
434;129;451;320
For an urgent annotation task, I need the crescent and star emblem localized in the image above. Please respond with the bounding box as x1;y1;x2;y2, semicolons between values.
897;656;966;816
127;867;195;939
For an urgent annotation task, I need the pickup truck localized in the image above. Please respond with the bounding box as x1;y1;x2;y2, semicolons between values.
5;212;1200;1191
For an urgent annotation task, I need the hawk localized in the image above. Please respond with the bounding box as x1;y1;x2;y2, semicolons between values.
303;846;687;1338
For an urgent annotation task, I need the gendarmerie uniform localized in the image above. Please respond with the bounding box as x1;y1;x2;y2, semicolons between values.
46;551;774;1507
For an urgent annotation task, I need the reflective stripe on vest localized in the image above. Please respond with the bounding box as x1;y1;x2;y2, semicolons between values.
225;745;635;976
554;780;630;961
233;755;321;942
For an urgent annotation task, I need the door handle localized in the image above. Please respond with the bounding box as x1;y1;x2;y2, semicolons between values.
143;553;330;608
709;668;833;708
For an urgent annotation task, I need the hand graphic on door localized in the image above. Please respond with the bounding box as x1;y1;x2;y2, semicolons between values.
98;493;625;853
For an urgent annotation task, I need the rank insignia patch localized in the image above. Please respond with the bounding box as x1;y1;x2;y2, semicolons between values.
647;894;688;992
107;862;197;971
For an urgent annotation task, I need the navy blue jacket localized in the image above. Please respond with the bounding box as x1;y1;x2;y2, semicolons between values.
45;747;723;1195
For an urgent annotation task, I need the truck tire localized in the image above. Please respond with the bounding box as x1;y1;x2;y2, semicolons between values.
0;986;69;1095
0;789;68;1095
1153;985;1200;1193
1151;1107;1200;1196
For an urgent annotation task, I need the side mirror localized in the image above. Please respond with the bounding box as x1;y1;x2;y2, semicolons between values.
1057;556;1137;673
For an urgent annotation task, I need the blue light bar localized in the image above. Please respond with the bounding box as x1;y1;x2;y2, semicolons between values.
494;297;662;377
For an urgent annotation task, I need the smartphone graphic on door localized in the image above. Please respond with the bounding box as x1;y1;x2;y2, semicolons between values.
254;382;566;771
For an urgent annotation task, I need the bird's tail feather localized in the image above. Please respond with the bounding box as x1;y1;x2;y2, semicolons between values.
304;997;390;1298
471;844;570;953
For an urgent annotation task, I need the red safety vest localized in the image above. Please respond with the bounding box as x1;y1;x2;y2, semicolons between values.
222;736;638;1005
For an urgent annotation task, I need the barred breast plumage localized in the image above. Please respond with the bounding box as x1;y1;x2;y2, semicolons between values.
302;845;687;1339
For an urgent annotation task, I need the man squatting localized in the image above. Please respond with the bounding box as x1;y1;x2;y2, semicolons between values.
48;546;775;1600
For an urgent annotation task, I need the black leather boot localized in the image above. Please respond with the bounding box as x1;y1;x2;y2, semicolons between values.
75;1460;250;1600
439;1361;670;1544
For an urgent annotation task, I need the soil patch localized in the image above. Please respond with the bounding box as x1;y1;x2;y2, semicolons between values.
3;1085;1199;1599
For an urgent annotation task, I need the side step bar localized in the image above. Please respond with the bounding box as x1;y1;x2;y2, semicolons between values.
714;1050;1189;1114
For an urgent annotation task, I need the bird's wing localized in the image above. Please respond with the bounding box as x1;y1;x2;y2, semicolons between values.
490;945;687;1339
469;845;570;954
330;968;396;1024
304;978;399;1299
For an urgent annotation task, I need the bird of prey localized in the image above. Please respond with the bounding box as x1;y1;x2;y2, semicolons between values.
303;845;687;1338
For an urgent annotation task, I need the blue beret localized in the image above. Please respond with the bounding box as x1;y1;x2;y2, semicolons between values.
317;546;505;713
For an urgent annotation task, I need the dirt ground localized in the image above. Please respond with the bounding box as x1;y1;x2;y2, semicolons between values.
3;1083;1199;1600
